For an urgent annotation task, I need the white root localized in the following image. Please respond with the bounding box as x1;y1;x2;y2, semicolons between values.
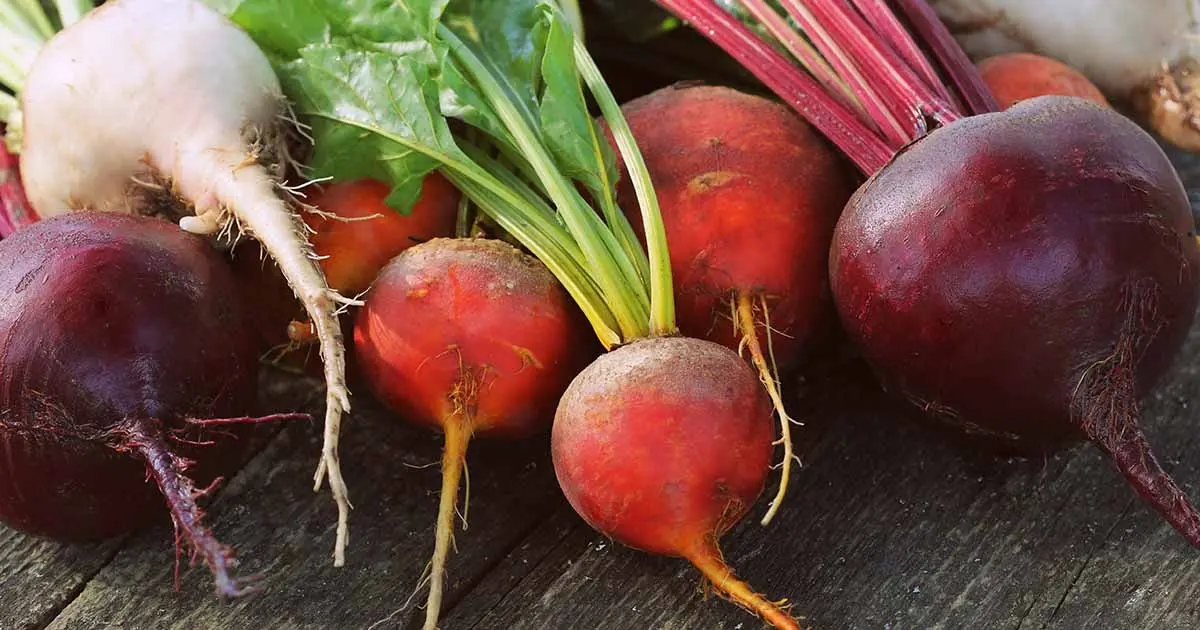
202;156;355;566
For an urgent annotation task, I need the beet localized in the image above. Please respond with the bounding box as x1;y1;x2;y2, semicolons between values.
607;83;856;523
353;237;594;630
0;211;290;595
552;336;798;629
830;96;1200;544
612;84;852;367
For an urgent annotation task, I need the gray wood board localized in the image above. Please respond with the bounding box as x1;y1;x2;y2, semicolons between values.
3;150;1200;630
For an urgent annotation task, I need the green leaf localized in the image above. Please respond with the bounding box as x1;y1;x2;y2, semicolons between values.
438;55;516;157
281;43;462;212
222;0;448;61
445;0;547;112
537;11;617;211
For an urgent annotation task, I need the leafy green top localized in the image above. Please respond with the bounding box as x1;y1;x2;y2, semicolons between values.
219;0;673;348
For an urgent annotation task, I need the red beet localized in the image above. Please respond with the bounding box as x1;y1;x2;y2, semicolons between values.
353;237;594;629
830;96;1200;544
0;211;296;595
553;336;797;630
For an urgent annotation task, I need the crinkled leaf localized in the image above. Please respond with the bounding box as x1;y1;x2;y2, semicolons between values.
221;0;448;60
281;43;467;212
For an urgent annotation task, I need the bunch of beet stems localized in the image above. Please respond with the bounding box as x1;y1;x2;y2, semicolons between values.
654;0;1200;547
655;0;997;173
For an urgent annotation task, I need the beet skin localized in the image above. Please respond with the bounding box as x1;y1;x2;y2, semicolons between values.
353;237;594;630
552;336;799;629
831;96;1200;544
0;212;270;595
612;84;854;365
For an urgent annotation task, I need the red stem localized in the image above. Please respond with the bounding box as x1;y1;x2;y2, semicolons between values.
0;141;37;238
849;0;957;106
654;0;894;173
113;418;258;598
774;0;910;146
891;0;998;115
795;0;963;132
739;0;862;115
186;412;311;427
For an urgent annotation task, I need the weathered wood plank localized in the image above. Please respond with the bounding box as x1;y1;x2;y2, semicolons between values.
42;372;565;630
0;529;122;630
449;326;1200;630
0;371;297;630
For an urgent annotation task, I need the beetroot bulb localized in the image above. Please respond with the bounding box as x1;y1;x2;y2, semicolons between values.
831;97;1200;542
0;211;302;595
652;0;1200;546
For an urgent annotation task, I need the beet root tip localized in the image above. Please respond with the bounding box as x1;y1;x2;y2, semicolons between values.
112;418;258;598
688;543;804;630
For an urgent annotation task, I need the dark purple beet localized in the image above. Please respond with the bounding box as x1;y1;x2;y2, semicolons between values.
0;211;296;596
830;96;1200;545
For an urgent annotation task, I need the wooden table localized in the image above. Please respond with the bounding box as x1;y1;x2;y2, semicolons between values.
5;152;1200;630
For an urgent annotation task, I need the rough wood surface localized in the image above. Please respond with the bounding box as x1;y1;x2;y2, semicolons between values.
5;146;1200;630
31;374;566;630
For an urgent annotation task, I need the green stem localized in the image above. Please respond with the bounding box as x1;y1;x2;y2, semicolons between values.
453;186;473;238
1;0;46;41
0;55;23;98
574;38;676;335
11;0;54;38
557;0;585;40
460;142;561;227
51;0;93;28
0;20;43;92
442;24;650;341
443;168;622;348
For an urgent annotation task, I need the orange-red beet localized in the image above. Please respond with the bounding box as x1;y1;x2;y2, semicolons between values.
231;175;458;379
353;237;593;629
608;84;855;524
354;238;592;435
612;84;853;365
304;175;459;296
552;336;799;630
978;52;1109;109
